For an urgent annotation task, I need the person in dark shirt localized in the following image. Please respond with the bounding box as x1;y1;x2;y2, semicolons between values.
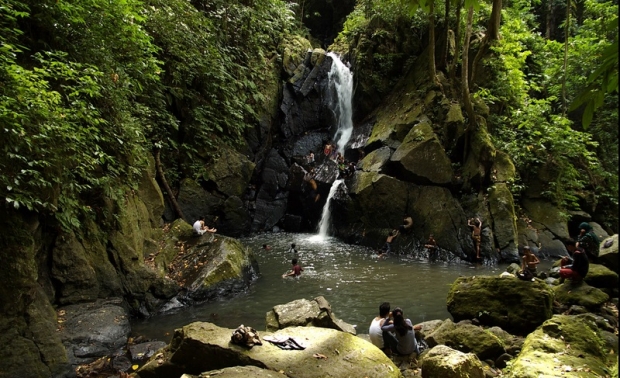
576;222;599;263
559;244;589;282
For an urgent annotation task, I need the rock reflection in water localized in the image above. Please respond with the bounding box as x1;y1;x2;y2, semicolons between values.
131;233;511;340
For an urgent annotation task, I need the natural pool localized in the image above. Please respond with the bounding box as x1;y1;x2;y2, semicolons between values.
131;233;552;340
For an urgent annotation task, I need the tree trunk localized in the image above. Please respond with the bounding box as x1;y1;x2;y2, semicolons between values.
470;0;502;86
154;148;186;222
439;0;451;70
463;6;476;129
449;0;463;86
562;0;570;116
545;0;552;38
429;0;438;84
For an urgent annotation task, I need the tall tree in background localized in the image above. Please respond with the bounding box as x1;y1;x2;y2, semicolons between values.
470;0;502;85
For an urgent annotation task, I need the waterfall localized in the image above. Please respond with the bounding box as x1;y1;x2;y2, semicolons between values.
311;54;353;241
317;179;344;239
327;52;354;155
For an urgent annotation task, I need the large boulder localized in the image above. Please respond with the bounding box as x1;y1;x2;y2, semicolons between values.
203;148;256;199
584;263;619;292
553;281;609;311
598;234;618;273
390;117;453;185
420;345;484;378
425;319;505;361
182;365;289;378
503;315;616;378
135;322;401;378
58;298;130;367
174;179;224;226
487;183;519;262
252;149;290;232
522;199;570;257
446;276;554;334
345;172;473;258
166;234;259;304
265;296;356;335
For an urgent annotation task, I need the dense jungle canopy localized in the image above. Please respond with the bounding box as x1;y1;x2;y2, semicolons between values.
1;0;618;233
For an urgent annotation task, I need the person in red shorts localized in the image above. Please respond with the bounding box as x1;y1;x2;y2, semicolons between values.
559;242;589;283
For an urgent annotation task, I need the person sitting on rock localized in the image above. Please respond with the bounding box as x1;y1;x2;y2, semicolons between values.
576;222;600;263
368;302;395;355
559;245;589;283
380;307;421;356
193;216;216;235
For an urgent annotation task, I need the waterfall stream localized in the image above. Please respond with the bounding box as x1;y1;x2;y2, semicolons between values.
314;53;354;239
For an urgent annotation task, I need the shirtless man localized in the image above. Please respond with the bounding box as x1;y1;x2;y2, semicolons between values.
378;229;399;257
399;216;413;233
424;234;438;259
468;217;482;259
521;246;540;274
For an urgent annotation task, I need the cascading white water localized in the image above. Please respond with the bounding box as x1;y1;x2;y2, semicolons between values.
312;54;354;240
327;52;354;155
316;179;344;238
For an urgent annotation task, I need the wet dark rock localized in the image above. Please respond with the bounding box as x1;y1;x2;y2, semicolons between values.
129;341;168;362
58;298;130;367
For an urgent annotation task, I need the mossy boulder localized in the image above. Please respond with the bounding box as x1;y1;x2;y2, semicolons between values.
359;146;392;173
279;35;313;78
425;319;505;361
487;183;519;261
390;117;453;185
135;322;402;378
461;121;495;190
503;315;616;378
584;263;619;291
203;149;255;200
420;345;484;378
168;235;259;303
447;276;554;334
553;281;609;310
491;150;516;183
175;178;224;225
182;365;287;378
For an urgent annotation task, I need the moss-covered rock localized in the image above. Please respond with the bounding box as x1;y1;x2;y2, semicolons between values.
390;117;453;185
447;276;554;334
279;35;313;78
182;365;287;378
420;345;484;378
491;150;516;183
359;146;392;172
203;148;256;199
553;281;609;310
503;315;616;377
135;322;402;378
425;319;505;361
461;120;495;191
584;263;619;291
488;183;518;260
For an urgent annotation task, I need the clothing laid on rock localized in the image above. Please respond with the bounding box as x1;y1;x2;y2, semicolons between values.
263;335;305;350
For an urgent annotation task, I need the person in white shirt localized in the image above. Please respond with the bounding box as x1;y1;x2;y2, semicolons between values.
193;216;216;235
369;302;393;354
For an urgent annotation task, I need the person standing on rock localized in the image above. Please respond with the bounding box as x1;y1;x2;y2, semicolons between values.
468;217;482;260
369;302;396;355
